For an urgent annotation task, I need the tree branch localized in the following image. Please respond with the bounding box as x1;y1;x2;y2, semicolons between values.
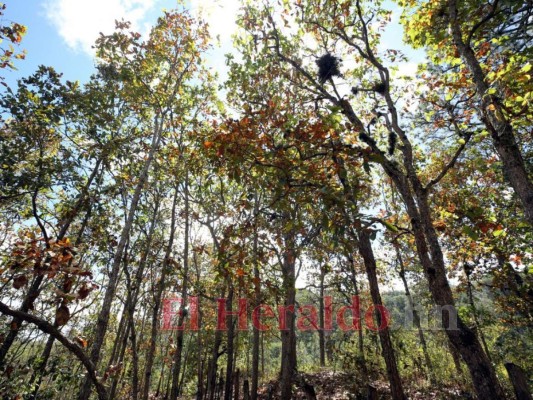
0;301;108;400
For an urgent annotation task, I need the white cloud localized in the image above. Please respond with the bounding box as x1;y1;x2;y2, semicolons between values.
190;0;240;45
189;0;242;83
44;0;158;56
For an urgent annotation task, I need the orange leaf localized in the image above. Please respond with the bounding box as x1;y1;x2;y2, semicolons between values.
75;336;88;348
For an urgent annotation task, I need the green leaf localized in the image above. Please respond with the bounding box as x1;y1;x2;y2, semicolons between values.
382;220;399;233
493;228;505;237
462;225;479;240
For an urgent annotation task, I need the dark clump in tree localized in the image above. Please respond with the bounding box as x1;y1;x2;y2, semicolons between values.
316;53;342;83
373;82;386;95
388;131;397;156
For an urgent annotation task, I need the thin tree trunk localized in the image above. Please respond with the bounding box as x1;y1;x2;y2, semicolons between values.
395;247;434;383
465;266;493;363
233;368;240;400
0;158;103;367
196;284;204;399
78;118;163;400
207;327;224;400
280;231;297;399
251;191;261;400
358;230;406;400
170;173;191;399
178;334;193;394
128;195;161;400
224;286;235;400
142;184;179;400
347;255;367;378
318;265;326;368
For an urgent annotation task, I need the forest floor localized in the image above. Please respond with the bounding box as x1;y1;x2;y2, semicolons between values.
256;370;470;399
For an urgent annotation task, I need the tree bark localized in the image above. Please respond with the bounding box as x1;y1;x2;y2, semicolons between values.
251;191;261;400
505;362;533;400
280;231;297;399
224;286;236;400
358;230;406;400
318;265;326;368
207;325;224;400
170;173;191;399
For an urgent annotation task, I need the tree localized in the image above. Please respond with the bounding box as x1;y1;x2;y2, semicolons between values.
230;0;506;398
400;0;533;226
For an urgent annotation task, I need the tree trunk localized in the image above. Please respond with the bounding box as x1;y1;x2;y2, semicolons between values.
280;232;297;399
396;173;506;400
348;256;367;378
127;196;161;400
505;362;533;400
318;265;326;368
224;287;235;400
170;173;191;399
142;184;179;400
251;191;261;400
0;158;103;367
243;379;250;400
395;247;434;383
233;368;240;400
78;118;163;400
358;230;406;400
207;327;223;400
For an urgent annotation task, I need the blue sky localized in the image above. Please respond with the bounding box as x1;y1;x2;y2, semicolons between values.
2;0;180;86
2;0;423;90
